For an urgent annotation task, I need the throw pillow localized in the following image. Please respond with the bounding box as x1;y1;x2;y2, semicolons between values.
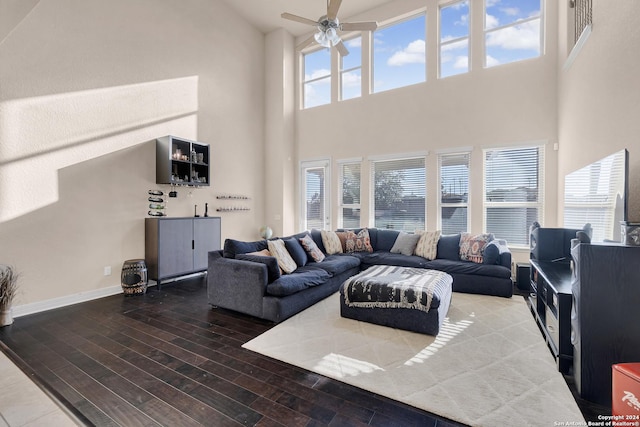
335;231;349;252
321;230;343;255
344;229;373;253
299;234;326;263
437;234;461;260
267;239;298;274
235;253;281;283
283;237;308;267
414;230;441;260
459;232;494;263
390;232;421;256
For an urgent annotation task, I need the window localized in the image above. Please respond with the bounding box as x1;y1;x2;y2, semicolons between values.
371;156;426;231
338;160;361;228
301;160;330;230
484;0;542;68
570;0;592;48
303;48;331;109
340;36;362;101
439;152;470;234
439;0;470;78
373;13;426;93
484;145;544;246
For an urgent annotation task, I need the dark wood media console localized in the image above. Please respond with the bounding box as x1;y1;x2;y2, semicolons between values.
528;260;573;374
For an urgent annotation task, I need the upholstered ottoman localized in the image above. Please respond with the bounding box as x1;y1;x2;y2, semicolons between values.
340;265;453;336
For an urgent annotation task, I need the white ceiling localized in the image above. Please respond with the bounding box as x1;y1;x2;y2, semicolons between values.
221;0;394;36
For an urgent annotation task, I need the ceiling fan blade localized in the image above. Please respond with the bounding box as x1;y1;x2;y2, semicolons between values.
281;12;318;27
296;35;316;51
340;21;379;31
335;40;349;56
327;0;343;21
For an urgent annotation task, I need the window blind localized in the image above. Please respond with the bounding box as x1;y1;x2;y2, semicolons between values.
339;162;361;228
439;153;470;234
303;164;328;230
484;146;544;246
371;157;426;232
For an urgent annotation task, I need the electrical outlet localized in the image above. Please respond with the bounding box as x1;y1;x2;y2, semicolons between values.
104;266;112;276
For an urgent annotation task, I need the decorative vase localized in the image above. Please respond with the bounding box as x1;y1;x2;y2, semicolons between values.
259;226;273;239
0;308;13;327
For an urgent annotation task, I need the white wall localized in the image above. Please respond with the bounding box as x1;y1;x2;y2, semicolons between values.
0;0;265;310
293;0;559;261
557;0;640;224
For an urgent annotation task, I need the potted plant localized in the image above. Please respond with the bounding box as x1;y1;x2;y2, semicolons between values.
0;265;19;326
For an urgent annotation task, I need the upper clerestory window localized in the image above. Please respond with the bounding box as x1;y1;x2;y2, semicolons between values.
484;0;543;68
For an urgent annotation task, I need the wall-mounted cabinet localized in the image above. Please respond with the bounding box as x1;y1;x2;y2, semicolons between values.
156;135;209;186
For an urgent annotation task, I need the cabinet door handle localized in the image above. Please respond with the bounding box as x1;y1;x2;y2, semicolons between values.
192;240;195;250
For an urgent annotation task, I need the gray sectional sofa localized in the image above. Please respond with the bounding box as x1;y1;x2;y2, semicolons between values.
207;228;513;323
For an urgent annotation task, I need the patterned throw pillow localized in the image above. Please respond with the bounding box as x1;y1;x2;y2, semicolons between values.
414;230;441;260
459;232;494;263
321;230;343;255
267;239;298;274
345;229;373;253
299;234;326;263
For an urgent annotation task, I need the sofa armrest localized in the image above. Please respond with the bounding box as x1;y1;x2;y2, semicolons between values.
492;239;512;269
207;255;268;319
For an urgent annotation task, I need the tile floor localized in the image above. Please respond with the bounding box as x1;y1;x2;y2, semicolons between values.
0;351;78;427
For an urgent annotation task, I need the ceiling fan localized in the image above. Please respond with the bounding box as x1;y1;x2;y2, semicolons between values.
281;0;378;56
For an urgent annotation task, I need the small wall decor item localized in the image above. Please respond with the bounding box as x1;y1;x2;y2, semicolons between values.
121;259;148;296
0;265;19;326
148;190;166;217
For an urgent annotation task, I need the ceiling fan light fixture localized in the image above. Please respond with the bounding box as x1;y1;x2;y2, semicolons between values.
314;30;330;47
326;27;340;45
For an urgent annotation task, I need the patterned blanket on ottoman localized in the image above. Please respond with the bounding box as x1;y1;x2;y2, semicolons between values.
340;265;453;335
342;265;452;313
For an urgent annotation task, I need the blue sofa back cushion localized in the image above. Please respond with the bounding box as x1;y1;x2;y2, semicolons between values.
437;234;461;261
375;229;401;252
223;238;267;258
482;242;500;265
309;229;327;254
284;237;308;267
266;268;331;296
235;254;281;283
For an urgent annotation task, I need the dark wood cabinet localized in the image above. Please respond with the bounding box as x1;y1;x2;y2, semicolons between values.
529;260;573;373
145;217;221;285
571;243;640;407
156;135;210;186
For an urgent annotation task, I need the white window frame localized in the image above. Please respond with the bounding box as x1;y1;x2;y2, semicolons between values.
438;0;471;79
369;152;428;232
339;35;363;102
337;158;362;228
300;159;331;231
302;47;332;110
438;150;471;233
483;0;544;68
483;144;545;248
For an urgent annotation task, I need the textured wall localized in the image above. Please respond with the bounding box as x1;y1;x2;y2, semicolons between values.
0;0;265;307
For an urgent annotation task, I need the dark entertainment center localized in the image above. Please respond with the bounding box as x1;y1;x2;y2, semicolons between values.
527;224;640;407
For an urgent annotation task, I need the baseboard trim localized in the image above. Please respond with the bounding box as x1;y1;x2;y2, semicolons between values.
12;284;154;318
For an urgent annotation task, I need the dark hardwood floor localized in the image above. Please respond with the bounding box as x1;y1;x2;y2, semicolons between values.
0;276;466;427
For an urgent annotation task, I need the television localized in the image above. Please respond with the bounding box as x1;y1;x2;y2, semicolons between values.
563;149;629;242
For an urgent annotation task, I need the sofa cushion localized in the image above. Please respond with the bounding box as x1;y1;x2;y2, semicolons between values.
345;229;373;253
414;230;441;260
424;259;512;279
390;232;421;256
284;237;308;267
309;229;327;253
267;239;298;274
482;242;500;265
266;269;331;296
359;252;428;269
299;234;326;263
312;254;361;276
235;253;281;283
375;229;400;252
459;232;494;263
321;230;343;255
223;238;268;258
437;234;461;261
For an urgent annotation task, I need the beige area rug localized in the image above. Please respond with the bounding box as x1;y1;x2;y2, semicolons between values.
243;292;586;426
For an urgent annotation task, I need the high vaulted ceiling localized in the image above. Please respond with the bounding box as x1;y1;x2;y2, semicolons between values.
221;0;394;36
